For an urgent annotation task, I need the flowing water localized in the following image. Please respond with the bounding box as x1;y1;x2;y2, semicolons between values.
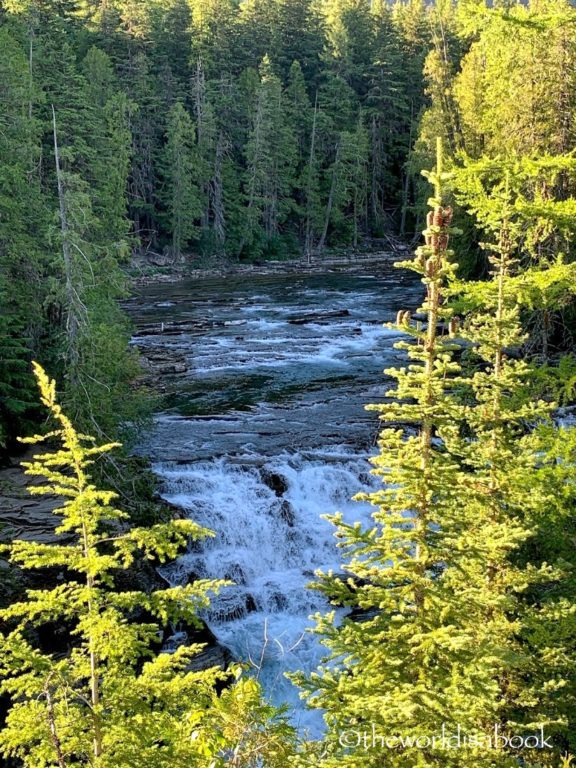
128;265;420;735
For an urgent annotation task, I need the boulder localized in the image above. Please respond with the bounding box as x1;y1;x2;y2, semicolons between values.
261;469;288;497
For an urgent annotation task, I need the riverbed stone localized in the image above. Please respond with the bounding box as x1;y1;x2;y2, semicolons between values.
261;469;288;497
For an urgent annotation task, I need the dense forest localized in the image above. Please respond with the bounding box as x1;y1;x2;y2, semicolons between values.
2;0;576;442
2;0;576;766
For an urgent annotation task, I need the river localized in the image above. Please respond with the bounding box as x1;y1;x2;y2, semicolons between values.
127;264;420;735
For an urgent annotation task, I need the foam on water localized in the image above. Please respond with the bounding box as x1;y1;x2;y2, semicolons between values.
186;320;402;375
156;452;379;736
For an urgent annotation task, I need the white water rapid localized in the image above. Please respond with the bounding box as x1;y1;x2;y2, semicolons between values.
131;268;419;735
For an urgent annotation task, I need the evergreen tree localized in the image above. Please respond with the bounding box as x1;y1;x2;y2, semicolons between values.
365;3;410;233
161;101;201;260
122;49;163;250
192;59;223;255
241;56;297;259
82;47;134;253
296;142;469;766
297;142;576;767
0;363;297;767
448;162;576;753
0;24;46;447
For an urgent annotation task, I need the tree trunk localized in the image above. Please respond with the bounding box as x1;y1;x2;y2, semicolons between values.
212;132;226;246
194;58;210;231
318;141;340;254
304;93;318;264
52;105;80;369
44;677;68;768
400;101;415;237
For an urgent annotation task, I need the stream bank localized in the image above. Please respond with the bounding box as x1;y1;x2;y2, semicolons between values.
130;247;410;287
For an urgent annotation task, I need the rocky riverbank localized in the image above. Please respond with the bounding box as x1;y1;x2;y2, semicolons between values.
129;245;409;287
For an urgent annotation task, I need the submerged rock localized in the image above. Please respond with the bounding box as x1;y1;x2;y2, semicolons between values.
279;499;295;527
287;309;350;325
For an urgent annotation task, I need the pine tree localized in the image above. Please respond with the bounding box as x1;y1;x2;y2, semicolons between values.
284;60;312;239
82;46;134;253
321;0;375;98
365;2;410;233
296;142;576;767
161;101;201;260
317;116;369;251
295;141;469;766
241;56;297;259
430;0;576;277
455;0;576;159
123;49;163;251
448;161;576;755
0;363;297;767
0;24;46;447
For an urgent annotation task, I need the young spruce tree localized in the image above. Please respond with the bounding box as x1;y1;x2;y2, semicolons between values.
0;363;296;768
296;141;575;768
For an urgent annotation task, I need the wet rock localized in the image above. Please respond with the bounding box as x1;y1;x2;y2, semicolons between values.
261;469;288;497
185;571;200;586
113;554;171;593
186;643;234;673
272;592;288;610
162;618;235;673
0;451;72;548
136;347;189;378
287;309;350;325
224;563;246;585
279;499;295;527
245;594;257;613
134;319;225;336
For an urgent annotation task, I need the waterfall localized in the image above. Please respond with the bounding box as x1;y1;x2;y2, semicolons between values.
155;448;379;735
131;270;420;735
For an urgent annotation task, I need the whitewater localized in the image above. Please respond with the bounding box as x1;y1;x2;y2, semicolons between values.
131;267;419;735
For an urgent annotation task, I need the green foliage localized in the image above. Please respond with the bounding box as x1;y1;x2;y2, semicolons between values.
0;0;443;450
161;101;202;259
0;363;296;767
297;142;576;766
240;56;297;259
0;0;423;271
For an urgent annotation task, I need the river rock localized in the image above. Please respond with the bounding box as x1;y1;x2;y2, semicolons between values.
186;643;234;673
279;499;295;527
134;319;225;336
136;347;189;378
287;309;350;325
224;563;246;584
0;451;68;547
261;469;288;497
